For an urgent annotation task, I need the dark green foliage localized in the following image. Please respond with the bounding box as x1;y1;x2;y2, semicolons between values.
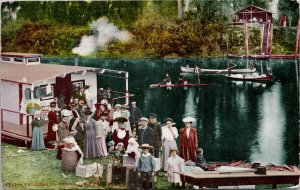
272;26;297;54
0;0;297;57
278;0;299;26
2;21;90;55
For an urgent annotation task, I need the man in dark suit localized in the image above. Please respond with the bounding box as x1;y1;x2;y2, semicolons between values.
137;117;153;147
148;113;162;158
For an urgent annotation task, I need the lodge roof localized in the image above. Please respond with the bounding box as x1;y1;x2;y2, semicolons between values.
0;62;102;85
234;5;273;15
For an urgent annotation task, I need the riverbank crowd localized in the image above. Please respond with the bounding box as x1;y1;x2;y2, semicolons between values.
30;85;207;189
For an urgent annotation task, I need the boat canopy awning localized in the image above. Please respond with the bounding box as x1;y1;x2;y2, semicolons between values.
0;62;127;85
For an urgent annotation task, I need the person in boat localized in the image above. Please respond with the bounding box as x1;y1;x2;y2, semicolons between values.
195;148;208;171
161;74;172;85
194;66;201;84
177;74;187;85
249;60;254;70
194;66;201;74
227;60;235;76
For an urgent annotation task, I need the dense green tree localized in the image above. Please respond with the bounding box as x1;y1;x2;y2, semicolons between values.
278;0;299;26
245;0;270;9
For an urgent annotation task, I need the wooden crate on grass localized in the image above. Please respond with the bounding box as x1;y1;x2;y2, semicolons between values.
123;155;136;167
76;163;103;178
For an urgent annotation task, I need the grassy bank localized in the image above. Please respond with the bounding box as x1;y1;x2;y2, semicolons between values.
1;143;170;189
1;143;293;189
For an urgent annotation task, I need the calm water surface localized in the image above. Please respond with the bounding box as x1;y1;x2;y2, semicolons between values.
44;57;299;165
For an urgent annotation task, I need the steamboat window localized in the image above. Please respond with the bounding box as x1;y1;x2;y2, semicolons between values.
1;57;11;62
38;85;54;100
27;57;39;63
14;57;24;63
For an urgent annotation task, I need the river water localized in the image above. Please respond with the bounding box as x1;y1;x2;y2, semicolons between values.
43;57;299;165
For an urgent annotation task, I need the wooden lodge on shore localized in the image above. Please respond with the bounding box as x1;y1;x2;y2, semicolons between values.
0;52;131;145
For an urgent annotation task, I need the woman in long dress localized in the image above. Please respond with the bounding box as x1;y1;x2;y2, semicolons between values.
31;110;45;151
121;104;132;136
83;108;101;158
95;113;109;156
112;104;122;132
161;118;178;171
46;101;57;142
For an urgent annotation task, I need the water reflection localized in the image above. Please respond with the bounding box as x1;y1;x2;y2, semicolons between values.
183;88;197;126
250;84;285;165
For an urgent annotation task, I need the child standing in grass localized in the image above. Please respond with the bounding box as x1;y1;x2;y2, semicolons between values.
137;144;156;190
166;148;184;189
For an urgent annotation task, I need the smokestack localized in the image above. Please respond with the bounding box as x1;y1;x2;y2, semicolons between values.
74;54;78;66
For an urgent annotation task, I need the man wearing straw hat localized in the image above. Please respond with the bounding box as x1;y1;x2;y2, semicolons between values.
137;144;156;190
137;117;154;148
179;117;198;162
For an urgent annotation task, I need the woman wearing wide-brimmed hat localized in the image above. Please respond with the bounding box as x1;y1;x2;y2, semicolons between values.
161;118;178;171
112;117;130;150
83;108;101;158
179;117;198;162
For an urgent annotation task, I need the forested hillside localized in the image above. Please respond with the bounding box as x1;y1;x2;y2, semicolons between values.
1;0;298;57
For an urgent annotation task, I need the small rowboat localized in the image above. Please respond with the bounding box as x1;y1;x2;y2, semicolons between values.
149;83;214;88
180;66;256;74
226;73;275;83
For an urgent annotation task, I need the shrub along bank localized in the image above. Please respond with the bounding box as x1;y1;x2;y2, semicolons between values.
1;19;296;58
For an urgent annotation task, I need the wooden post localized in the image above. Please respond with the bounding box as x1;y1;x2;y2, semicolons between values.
106;164;112;185
26;116;29;137
244;22;249;58
294;19;300;58
269;24;273;56
1;109;3;131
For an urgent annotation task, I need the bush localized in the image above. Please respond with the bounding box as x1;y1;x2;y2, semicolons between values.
26;102;41;114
